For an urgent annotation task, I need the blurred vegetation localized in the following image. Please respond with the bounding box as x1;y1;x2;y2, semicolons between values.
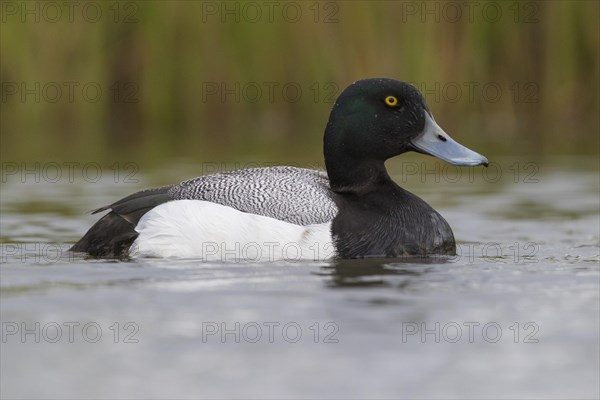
1;1;598;168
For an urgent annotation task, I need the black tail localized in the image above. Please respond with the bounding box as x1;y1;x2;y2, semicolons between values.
70;186;173;257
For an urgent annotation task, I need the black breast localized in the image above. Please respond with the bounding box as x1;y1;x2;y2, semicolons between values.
330;184;456;258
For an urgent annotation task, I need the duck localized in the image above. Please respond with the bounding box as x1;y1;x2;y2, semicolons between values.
70;78;488;261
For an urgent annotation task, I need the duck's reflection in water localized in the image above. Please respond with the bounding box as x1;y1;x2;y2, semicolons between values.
316;256;451;289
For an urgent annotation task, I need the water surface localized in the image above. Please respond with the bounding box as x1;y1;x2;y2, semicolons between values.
1;157;599;399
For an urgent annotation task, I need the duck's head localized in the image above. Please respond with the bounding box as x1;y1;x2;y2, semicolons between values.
324;78;488;189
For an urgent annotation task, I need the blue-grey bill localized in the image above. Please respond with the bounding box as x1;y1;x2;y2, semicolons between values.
410;112;488;167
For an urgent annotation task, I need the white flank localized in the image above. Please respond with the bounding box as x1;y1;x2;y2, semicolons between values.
131;200;335;261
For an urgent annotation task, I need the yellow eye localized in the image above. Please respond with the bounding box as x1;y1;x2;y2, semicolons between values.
384;96;398;107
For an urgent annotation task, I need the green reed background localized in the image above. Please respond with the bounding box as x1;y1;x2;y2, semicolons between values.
1;1;598;167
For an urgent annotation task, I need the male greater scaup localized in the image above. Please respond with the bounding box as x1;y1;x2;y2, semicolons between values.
71;78;488;260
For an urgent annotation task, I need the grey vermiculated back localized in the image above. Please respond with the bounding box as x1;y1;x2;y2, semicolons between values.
167;166;338;225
